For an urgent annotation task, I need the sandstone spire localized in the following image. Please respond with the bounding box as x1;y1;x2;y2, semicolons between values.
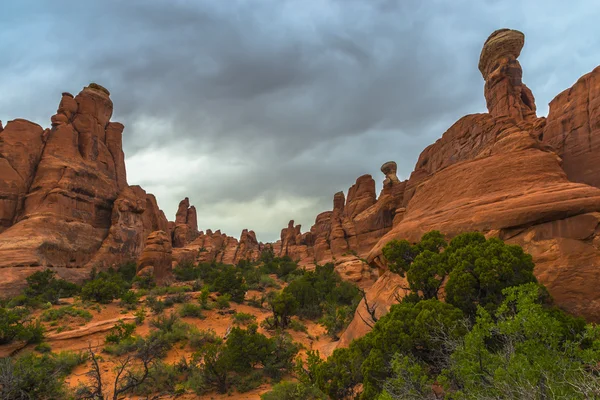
479;29;536;120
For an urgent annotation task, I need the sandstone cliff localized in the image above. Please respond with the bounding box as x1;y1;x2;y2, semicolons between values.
0;85;168;294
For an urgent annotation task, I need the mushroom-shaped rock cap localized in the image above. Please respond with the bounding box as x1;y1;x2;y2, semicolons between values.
380;161;397;175
478;29;524;79
86;82;111;97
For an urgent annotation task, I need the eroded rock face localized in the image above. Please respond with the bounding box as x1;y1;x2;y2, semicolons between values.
0;85;168;293
0;119;45;232
542;66;600;188
137;230;173;284
172;228;263;266
171;197;200;247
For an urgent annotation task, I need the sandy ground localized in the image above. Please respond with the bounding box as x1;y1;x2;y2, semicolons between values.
3;282;340;399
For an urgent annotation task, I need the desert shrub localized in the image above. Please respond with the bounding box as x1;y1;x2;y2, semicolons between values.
212;265;247;303
119;289;139;309
266;291;298;329
179;303;205;318
232;312;257;325
199;286;211;309
173;261;201;281
132;273;156;289
134;306;147;325
289;318;308;333
0;351;85;399
131;360;179;396
259;274;280;289
146;294;166;314
34;342;52;353
0;307;30;344
262;381;328;400
105;320;136;344
216;294;231;309
41;306;92;322
236;370;263;392
165;291;190;304
80;272;126;303
23;269;80;305
189;328;222;350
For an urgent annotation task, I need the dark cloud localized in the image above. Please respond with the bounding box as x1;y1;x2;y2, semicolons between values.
2;0;600;241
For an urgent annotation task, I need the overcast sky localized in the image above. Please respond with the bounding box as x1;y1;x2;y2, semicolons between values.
2;1;600;242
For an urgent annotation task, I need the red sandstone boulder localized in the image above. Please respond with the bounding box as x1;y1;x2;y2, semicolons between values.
137;230;173;284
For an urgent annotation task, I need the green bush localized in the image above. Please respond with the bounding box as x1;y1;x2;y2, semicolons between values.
41;306;93;322
146;294;166;314
80;272;126;303
173;261;201;281
34;342;52;353
212;265;247;303
105;320;136;344
289;318;308;333
232;312;257;325
0;351;85;399
216;294;231;309
0;307;30;344
23;269;79;305
382;231;537;316
179;303;205;318
261;381;328;400
119;289;140;309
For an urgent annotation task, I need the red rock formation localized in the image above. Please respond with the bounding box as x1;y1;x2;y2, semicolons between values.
172;228;263;266
0;119;45;232
171;197;200;247
542;66;600;188
0;84;169;294
136;230;173;284
336;29;600;346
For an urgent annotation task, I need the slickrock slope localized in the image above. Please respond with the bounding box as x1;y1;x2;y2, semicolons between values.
0;84;168;294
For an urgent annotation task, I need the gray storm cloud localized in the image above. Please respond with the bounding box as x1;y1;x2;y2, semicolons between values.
2;0;600;241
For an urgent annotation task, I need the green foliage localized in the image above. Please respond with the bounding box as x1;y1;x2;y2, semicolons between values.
23;269;79;305
262;381;328;400
289;318;308;333
212;265;247;303
310;299;466;399
379;354;436;399
80;271;127;303
40;305;92;322
283;263;360;322
444;233;536;316
0;351;85;399
119;289;140;309
440;283;600;399
267;291;298;329
105;320;136;344
199;286;211;309
173;261;201;281
179;303;205;318
34;342;52;353
383;231;537;315
134;306;146;325
190;325;300;394
216;294;231;309
146;294;166;314
232;312;257;325
0;307;30;344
